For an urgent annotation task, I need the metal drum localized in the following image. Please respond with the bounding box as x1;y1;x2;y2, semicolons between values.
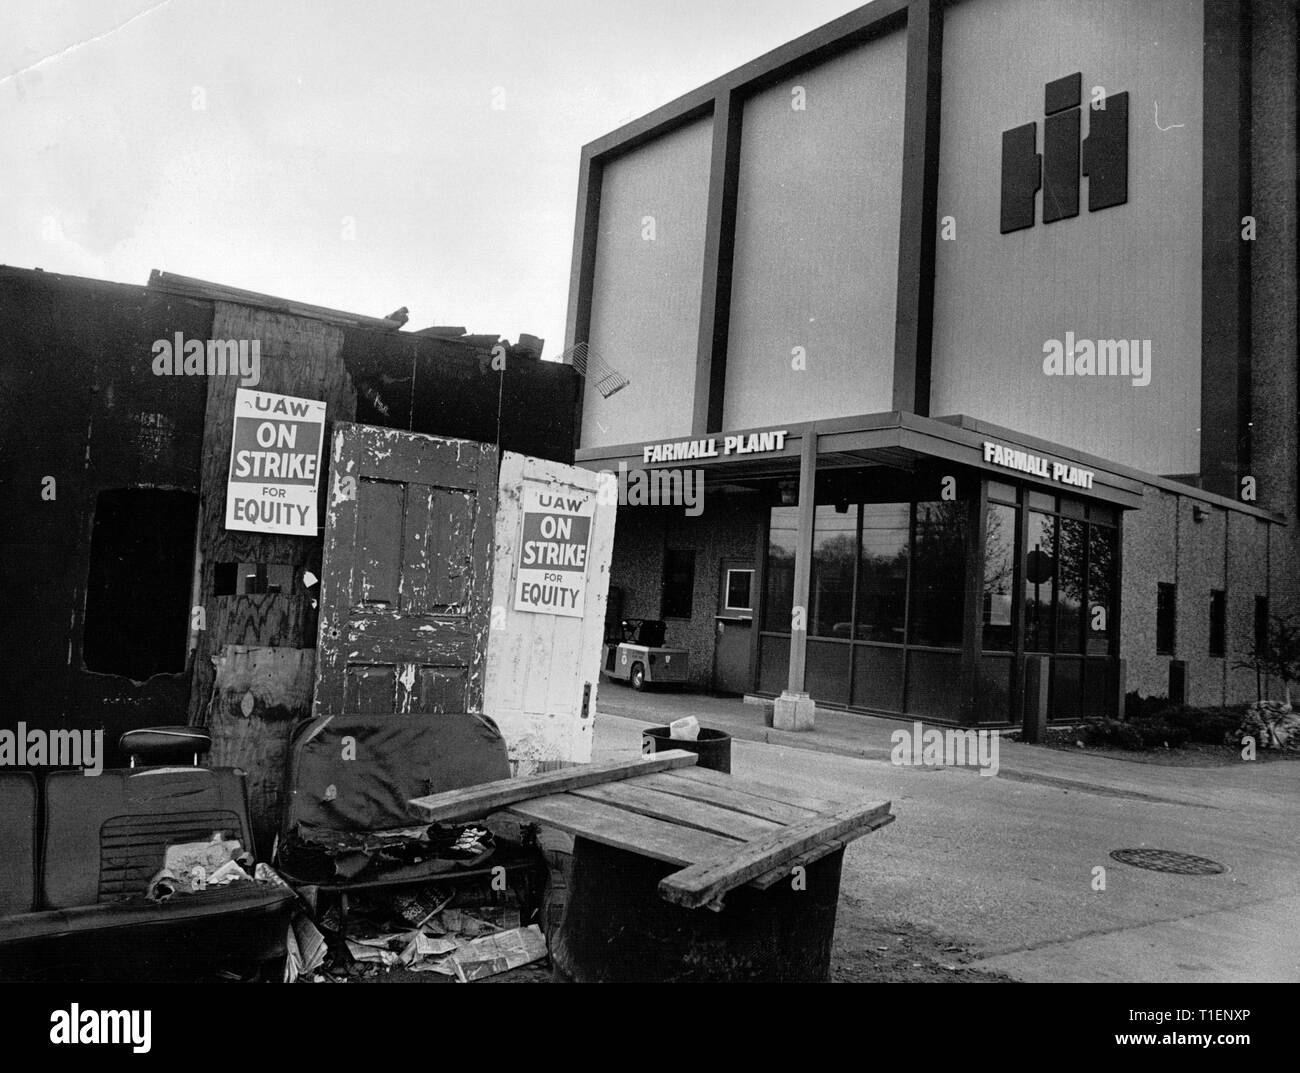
550;836;844;983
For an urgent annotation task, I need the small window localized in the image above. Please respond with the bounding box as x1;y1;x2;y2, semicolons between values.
84;489;199;680
662;550;696;619
1208;589;1226;657
1255;595;1270;654
987;480;1018;504
723;569;754;612
1156;582;1176;655
215;562;295;596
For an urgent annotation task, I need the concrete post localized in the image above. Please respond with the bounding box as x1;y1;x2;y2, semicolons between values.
774;429;817;731
1022;654;1050;743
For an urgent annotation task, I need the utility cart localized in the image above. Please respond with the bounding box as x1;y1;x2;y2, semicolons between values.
601;619;690;691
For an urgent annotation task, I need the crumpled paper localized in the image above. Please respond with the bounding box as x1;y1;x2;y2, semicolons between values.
146;831;254;901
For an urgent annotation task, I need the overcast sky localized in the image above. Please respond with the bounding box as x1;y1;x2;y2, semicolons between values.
1;0;866;357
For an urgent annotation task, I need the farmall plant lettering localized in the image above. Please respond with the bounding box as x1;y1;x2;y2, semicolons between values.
225;389;327;536
514;486;595;619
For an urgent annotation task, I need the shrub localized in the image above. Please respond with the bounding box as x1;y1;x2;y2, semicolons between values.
1142;705;1245;745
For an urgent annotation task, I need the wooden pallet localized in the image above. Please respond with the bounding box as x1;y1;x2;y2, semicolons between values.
410;751;893;910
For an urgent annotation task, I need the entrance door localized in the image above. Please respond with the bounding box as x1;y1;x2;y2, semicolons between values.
713;559;756;694
314;423;497;717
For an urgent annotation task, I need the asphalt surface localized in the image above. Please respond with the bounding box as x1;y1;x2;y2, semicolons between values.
593;688;1300;982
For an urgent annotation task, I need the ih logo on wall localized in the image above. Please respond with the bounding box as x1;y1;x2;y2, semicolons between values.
1000;72;1128;233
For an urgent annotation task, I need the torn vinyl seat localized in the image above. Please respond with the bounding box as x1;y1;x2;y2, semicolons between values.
0;748;294;981
275;712;547;924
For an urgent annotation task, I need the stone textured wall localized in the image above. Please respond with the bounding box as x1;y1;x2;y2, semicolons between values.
606;489;765;688
1121;489;1178;699
1123;485;1279;707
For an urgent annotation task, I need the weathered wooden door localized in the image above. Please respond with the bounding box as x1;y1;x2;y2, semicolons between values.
314;423;497;717
484;453;617;774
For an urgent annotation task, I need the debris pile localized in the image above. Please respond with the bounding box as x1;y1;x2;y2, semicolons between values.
286;882;547;983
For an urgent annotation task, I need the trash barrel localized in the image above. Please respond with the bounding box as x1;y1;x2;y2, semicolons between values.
642;726;732;773
550;836;844;982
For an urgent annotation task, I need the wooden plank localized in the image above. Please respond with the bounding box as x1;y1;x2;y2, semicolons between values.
408;750;698;821
666;766;850;815
750;839;842;891
658;800;893;908
635;771;818;825
504;793;742;865
747;811;894;889
569;782;783;842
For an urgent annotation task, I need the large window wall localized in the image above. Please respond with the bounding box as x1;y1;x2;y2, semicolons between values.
759;495;969;721
983;481;1120;724
758;473;1122;725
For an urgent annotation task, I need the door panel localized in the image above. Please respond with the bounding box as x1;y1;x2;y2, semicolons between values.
314;423;497;718
714;559;756;694
483;453;617;773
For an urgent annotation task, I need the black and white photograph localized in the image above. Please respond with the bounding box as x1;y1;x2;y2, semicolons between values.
0;0;1295;1049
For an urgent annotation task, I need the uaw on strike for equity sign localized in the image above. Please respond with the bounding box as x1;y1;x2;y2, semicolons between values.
514;486;594;618
225;388;326;536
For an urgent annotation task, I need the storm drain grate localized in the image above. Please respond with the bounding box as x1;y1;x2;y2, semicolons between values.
1109;848;1227;875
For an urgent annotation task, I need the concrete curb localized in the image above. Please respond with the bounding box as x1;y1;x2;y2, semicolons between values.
600;708;1217;808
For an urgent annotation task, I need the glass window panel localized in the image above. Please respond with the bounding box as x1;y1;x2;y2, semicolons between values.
763;507;799;631
809;506;857;637
1024;511;1056;652
1087;525;1118;655
987;480;1017;504
1056;518;1086;653
982;502;1016;651
856;503;909;643
724;569;753;611
1060;497;1086;519
1026;490;1055;513
908;502;967;648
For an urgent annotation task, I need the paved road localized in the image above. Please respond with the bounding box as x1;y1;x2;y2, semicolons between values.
591;703;1300;983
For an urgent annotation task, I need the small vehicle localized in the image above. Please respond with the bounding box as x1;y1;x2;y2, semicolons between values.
602;619;691;691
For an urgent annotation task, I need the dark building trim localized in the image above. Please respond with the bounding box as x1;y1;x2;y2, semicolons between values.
564;150;603;450
892;0;944;415
567;0;912;440
693;92;742;435
1201;0;1252;498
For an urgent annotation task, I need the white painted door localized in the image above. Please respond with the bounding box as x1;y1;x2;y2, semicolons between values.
484;453;616;774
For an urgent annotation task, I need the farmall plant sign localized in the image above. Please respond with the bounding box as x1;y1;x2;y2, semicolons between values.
514;485;594;618
225;388;326;536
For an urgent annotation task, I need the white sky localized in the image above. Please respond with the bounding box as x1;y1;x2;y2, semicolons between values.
1;0;866;357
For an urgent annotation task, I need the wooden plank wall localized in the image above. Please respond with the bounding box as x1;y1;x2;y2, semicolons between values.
189;302;356;838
